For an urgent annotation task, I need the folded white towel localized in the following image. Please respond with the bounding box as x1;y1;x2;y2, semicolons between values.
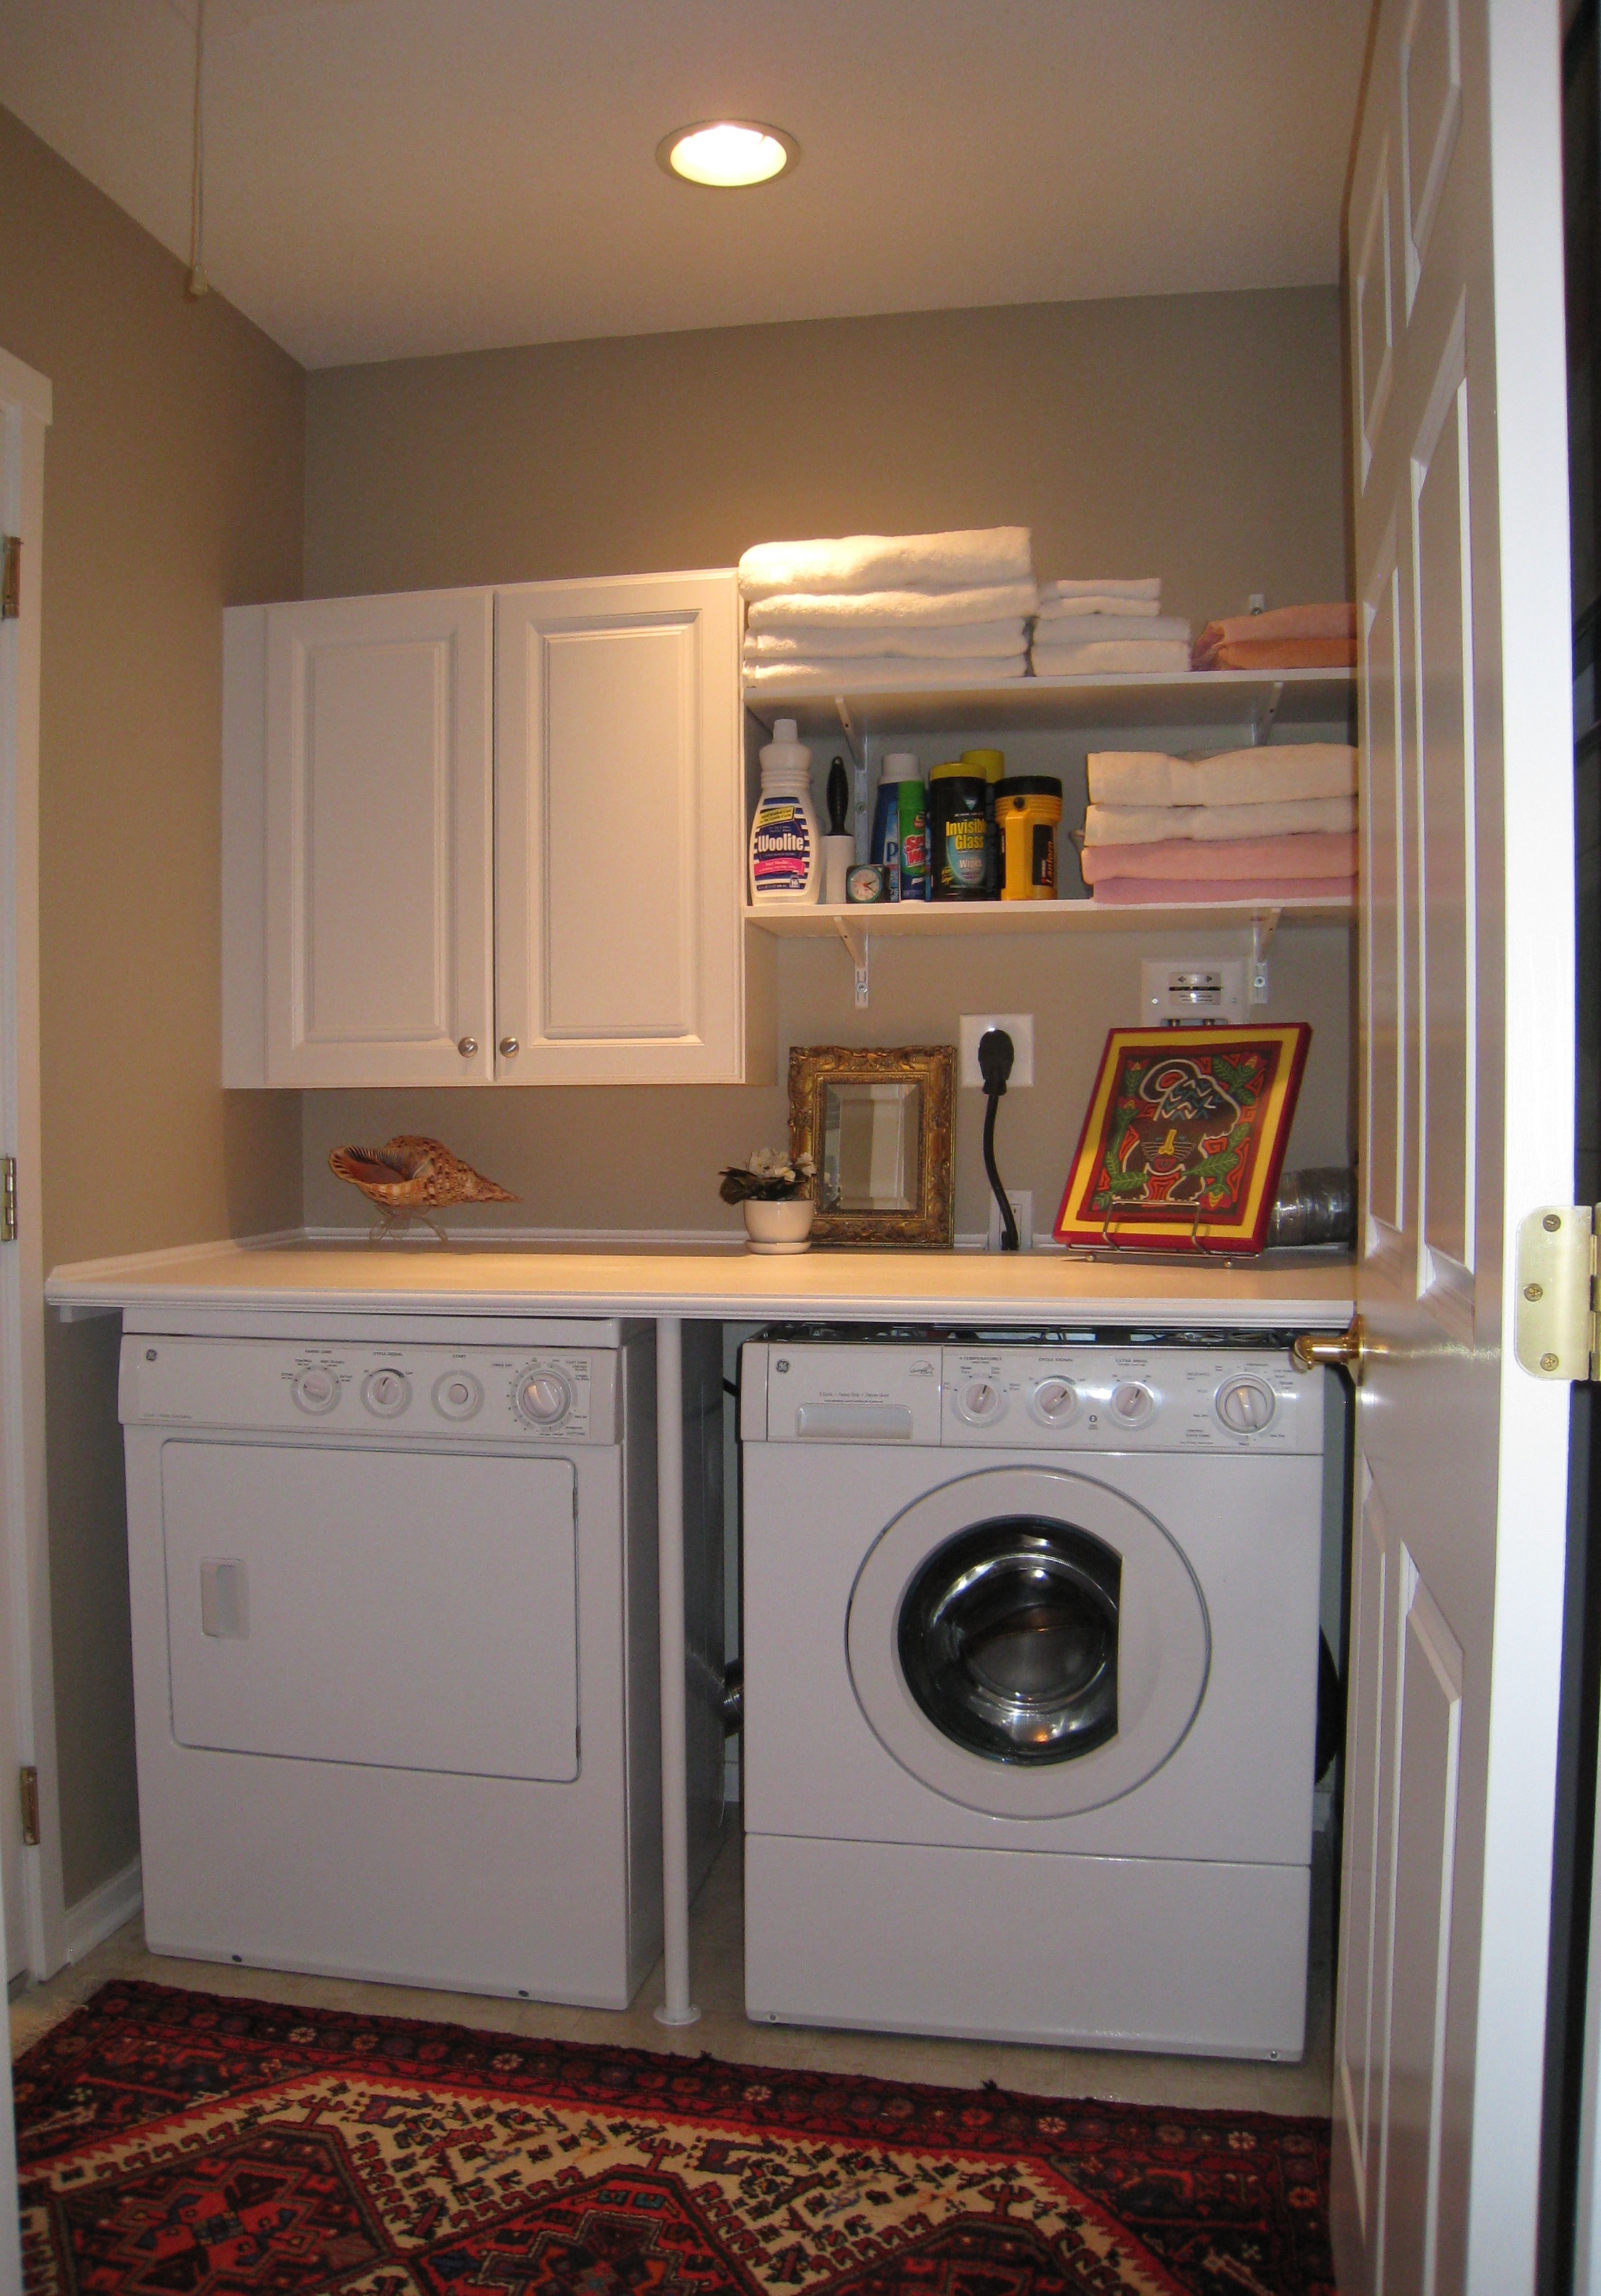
1032;613;1191;644
1034;595;1160;619
1088;744;1356;808
747;581;1039;634
1032;639;1191;676
743;654;1029;693
739;527;1033;603
1083;795;1357;847
745;619;1027;661
1041;576;1161;602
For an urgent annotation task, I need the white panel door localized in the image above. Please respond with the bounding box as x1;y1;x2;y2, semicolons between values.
494;572;744;1083
265;589;494;1084
1334;1;1575;2290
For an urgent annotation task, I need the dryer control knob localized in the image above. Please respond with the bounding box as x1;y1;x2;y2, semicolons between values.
291;1366;339;1414
954;1377;1006;1426
1029;1377;1078;1426
1216;1375;1275;1433
433;1370;484;1421
517;1370;572;1426
361;1369;412;1418
1110;1379;1155;1426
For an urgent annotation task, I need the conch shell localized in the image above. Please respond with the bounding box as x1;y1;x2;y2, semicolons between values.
329;1136;518;1210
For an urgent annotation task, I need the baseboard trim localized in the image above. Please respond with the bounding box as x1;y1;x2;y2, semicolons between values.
63;1857;142;1962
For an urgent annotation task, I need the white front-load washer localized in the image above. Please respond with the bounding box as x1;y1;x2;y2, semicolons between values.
119;1308;725;2008
740;1332;1326;2059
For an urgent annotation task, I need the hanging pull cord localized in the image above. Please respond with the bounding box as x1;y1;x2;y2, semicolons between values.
186;0;210;299
978;1027;1018;1251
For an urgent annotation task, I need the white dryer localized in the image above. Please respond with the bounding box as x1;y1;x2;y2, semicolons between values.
740;1333;1326;2059
119;1309;725;2008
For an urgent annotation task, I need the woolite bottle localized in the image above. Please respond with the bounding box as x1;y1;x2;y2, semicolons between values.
749;718;821;907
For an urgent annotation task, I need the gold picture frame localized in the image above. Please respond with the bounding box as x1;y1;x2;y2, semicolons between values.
789;1045;956;1249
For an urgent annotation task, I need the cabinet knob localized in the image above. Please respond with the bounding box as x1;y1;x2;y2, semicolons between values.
457;1035;479;1058
499;1037;520;1058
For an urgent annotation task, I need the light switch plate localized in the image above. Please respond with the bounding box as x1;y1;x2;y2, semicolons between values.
959;1013;1034;1087
1139;959;1246;1026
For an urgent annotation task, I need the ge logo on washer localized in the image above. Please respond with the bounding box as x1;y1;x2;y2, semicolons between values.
846;1465;1210;1820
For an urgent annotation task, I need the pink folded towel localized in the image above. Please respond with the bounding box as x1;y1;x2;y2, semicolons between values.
1199;604;1357;648
1091;875;1356;907
1080;832;1356;885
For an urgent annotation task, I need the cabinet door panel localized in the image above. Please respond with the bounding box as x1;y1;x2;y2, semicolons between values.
496;573;743;1083
265;591;493;1085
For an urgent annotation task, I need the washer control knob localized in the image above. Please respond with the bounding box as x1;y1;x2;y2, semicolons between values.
1110;1379;1155;1426
433;1370;484;1421
291;1366;339;1414
1029;1377;1078;1426
517;1370;572;1426
1216;1375;1275;1433
955;1377;1005;1426
361;1369;411;1418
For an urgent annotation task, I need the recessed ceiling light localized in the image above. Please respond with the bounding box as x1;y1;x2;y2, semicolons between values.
656;120;799;188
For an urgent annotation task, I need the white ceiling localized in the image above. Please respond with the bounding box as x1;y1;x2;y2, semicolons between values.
0;0;1371;370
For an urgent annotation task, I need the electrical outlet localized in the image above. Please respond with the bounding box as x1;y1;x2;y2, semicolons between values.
988;1190;1033;1252
1248;592;1266;615
1140;959;1245;1025
959;1014;1034;1086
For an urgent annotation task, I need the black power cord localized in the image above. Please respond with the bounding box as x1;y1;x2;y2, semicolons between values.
977;1027;1019;1251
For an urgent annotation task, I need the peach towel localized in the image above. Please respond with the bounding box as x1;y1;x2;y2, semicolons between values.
1197;636;1358;671
1092;875;1356;907
1199;604;1356;649
1081;832;1356;885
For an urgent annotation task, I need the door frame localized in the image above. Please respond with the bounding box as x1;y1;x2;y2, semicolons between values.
0;343;65;1978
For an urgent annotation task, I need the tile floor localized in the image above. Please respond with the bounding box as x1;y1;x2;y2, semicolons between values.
10;1827;1334;2117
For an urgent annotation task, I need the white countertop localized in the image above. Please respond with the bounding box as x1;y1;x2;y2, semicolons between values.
45;1236;1356;1328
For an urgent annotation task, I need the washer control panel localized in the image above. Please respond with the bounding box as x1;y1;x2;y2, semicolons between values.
121;1337;618;1444
741;1340;1320;1453
940;1347;1315;1452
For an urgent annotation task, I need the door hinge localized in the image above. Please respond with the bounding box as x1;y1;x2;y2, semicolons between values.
1;536;18;621
1;1156;17;1244
18;1766;39;1848
1514;1206;1600;1380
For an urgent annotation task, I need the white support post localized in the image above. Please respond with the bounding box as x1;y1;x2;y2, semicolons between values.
654;1314;700;2027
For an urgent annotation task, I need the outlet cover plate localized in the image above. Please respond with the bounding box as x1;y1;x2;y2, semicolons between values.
987;1189;1033;1251
960;1013;1034;1087
1139;959;1246;1026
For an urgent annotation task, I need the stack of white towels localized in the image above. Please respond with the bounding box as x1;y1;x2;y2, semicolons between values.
1031;578;1191;678
740;527;1036;692
1080;744;1358;907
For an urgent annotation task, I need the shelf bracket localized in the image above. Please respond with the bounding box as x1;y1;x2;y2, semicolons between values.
1249;908;1281;1005
834;917;870;1007
1250;680;1286;745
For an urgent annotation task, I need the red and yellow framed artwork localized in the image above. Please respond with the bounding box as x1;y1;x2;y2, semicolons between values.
1053;1023;1312;1253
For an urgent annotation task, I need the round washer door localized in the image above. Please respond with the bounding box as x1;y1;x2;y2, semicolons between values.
846;1465;1210;1819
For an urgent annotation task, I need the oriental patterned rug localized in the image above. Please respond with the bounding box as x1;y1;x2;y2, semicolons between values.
14;1980;1334;2296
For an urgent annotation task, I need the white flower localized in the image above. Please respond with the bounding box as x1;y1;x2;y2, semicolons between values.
794;1152;817;1175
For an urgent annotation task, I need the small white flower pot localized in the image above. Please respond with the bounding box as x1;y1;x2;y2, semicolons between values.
743;1197;817;1254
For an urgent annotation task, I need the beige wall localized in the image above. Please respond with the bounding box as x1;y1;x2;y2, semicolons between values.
303;288;1353;1234
0;102;306;1903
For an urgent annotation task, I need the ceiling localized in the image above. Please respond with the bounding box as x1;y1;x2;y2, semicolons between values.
0;0;1371;370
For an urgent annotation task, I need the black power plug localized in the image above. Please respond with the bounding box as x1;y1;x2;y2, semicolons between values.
977;1028;1018;1251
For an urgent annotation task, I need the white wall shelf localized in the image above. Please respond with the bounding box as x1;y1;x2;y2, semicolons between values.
742;668;1355;741
744;897;1352;940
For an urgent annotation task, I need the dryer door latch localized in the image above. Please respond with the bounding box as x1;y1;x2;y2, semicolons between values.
1514;1206;1601;1381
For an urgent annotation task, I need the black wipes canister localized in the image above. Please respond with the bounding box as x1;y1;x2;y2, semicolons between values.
929;769;989;900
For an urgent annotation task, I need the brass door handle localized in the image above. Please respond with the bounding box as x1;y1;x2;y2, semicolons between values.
1291;1315;1368;1381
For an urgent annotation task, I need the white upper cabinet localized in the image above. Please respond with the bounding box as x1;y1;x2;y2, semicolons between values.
223;570;748;1088
494;572;744;1084
259;589;494;1086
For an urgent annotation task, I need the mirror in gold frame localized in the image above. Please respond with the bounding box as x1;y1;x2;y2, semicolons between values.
789;1045;955;1248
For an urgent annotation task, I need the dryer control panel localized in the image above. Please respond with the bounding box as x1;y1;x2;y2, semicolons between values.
119;1335;620;1446
742;1341;1321;1454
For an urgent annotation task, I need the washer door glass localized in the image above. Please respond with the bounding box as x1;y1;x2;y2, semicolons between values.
898;1520;1119;1764
847;1465;1208;1820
